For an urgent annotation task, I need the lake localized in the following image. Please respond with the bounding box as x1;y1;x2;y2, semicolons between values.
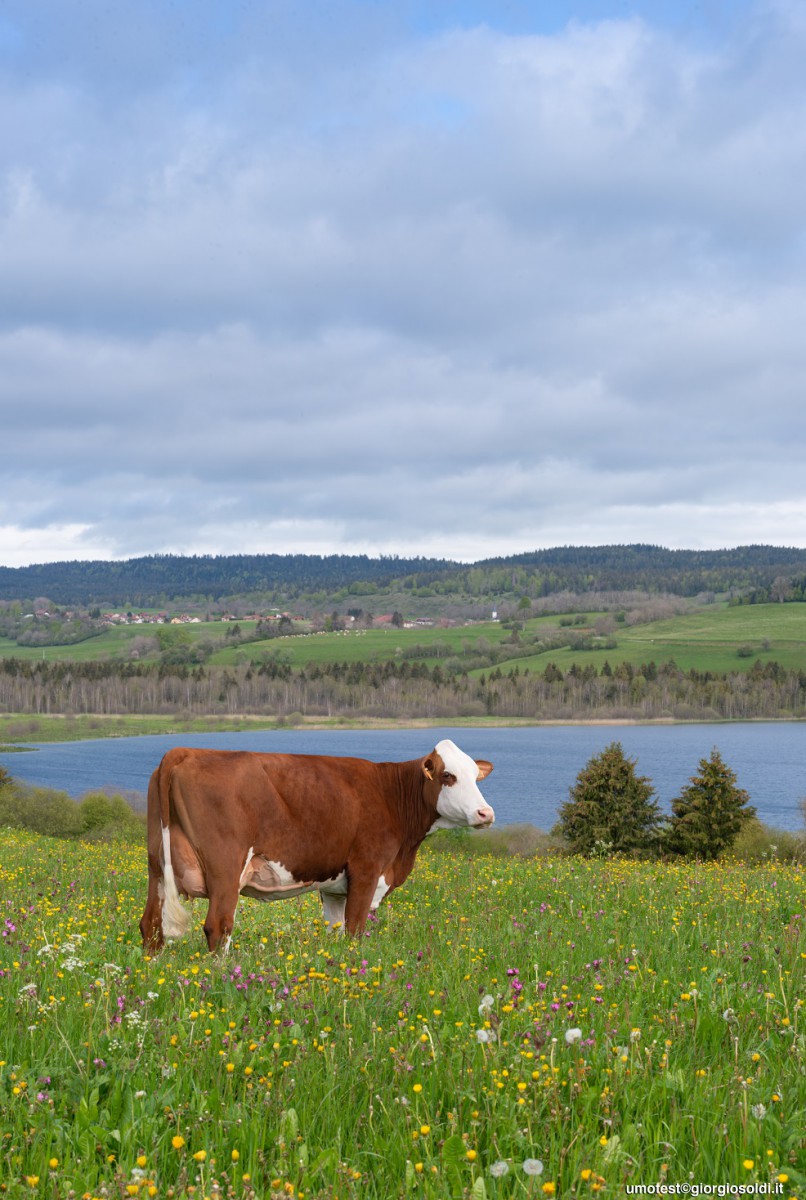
1;722;804;831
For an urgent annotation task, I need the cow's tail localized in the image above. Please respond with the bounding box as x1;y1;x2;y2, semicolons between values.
154;757;192;940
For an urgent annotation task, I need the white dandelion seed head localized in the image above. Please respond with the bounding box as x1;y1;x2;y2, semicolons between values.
564;1027;583;1045
522;1159;544;1176
489;1161;509;1178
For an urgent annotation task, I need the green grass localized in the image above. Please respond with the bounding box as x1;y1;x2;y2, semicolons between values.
487;605;806;677
1;830;804;1197
2;606;806;679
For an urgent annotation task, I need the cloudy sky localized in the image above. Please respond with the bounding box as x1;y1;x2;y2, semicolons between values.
2;0;805;567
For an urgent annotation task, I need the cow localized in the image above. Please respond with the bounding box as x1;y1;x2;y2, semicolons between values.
139;739;494;953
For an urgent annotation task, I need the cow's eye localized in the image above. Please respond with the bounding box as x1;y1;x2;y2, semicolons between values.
441;772;456;786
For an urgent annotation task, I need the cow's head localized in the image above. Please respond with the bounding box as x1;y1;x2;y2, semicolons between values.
422;739;494;830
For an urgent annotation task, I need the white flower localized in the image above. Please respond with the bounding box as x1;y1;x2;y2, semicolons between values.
564;1028;582;1045
751;1103;767;1119
147;991;159;1001
478;994;495;1014
476;1029;496;1044
522;1159;544;1176
723;1008;736;1022
489;1161;509;1178
629;1028;641;1043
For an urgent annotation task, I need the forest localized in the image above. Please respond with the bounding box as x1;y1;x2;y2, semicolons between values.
2;544;806;607
0;654;803;723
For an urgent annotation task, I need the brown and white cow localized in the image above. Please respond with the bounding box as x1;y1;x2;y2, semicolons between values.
139;739;494;953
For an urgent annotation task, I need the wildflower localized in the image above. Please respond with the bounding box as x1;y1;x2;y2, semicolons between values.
565;1028;582;1045
476;1029;496;1044
193;1149;207;1161
466;1150;477;1161
478;994;495;1015
136;1156;147;1168
542;1185;556;1196
490;1162;510;1178
523;1159;544;1176
743;1159;754;1170
751;1103;767;1119
420;1125;431;1135
172;1135;186;1149
48;1159;59;1169
412;1083;423;1093
231;1149;240;1162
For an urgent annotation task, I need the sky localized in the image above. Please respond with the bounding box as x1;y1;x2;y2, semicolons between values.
2;0;805;568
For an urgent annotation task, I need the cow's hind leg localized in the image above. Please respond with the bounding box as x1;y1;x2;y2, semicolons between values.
140;870;164;953
203;882;240;954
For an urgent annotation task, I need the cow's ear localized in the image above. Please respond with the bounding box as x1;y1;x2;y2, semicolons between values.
422;756;436;781
475;759;493;781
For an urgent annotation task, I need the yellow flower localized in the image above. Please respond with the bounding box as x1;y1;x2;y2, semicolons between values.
126;1187;139;1197
580;1169;592;1180
136;1156;147;1168
542;1185;556;1196
413;1083;423;1093
193;1149;207;1162
226;1062;235;1073
420;1124;431;1135
231;1149;240;1162
777;1176;789;1185
466;1150;477;1161
172;1135;185;1149
414;1163;424;1173
48;1158;59;1169
26;1179;39;1189
743;1159;754;1170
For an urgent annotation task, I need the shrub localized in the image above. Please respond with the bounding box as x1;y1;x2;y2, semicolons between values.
0;782;84;838
665;748;756;860
0;776;144;842
728;819;805;864
556;742;662;856
427;823;561;858
78;791;145;841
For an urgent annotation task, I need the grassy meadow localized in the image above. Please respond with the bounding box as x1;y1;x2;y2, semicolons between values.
1;829;804;1198
3;604;806;679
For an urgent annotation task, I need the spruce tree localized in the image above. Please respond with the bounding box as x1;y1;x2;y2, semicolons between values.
558;741;662;856
666;748;756;859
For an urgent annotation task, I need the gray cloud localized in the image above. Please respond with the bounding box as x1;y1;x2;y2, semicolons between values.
1;1;806;565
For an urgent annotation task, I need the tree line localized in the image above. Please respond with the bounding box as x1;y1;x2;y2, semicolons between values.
2;544;806;607
1;655;804;721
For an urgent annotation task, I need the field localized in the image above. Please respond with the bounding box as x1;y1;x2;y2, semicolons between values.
2;605;806;678
1;831;804;1198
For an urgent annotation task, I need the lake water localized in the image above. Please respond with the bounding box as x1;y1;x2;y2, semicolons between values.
1;723;804;831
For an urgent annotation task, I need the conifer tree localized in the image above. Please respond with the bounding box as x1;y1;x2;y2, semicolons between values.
666;748;755;859
557;741;662;856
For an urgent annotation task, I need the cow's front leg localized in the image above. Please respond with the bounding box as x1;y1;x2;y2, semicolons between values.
344;870;382;935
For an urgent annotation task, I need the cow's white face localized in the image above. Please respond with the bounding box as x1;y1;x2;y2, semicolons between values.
428;739;494;830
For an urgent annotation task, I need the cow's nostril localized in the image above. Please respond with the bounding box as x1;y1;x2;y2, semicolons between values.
477;807;495;825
